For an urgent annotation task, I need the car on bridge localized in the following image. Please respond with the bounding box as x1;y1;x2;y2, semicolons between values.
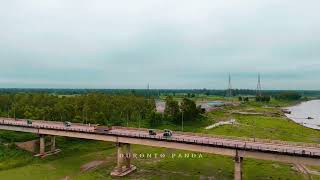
95;126;111;134
163;129;173;138
64;121;72;127
27;119;32;125
148;129;157;136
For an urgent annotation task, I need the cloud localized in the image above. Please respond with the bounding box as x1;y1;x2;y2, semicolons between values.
0;0;319;89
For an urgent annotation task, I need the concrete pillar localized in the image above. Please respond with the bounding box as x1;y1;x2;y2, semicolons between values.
39;135;45;155
125;143;131;168
50;136;56;152
234;156;243;180
116;143;125;171
111;143;136;177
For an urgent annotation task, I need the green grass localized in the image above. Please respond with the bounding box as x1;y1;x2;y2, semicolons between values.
203;110;320;143
0;131;37;143
0;142;311;180
243;159;304;180
0;138;115;180
160;95;239;102
151;99;320;144
0;145;35;170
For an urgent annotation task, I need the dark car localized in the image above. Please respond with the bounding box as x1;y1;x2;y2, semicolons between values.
163;129;173;138
64;121;72;127
148;129;157;136
27;120;32;125
95;127;111;134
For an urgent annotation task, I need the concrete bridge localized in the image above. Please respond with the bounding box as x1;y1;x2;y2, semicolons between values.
0;117;320;180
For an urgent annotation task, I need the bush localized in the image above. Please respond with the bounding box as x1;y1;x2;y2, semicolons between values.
274;92;302;101
256;96;271;102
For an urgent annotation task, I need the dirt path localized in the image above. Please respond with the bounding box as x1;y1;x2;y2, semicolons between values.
81;160;105;172
294;164;314;180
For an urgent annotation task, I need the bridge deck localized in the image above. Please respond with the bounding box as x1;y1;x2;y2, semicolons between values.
1;118;320;158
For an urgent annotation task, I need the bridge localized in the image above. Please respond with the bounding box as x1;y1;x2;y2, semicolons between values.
0;117;319;180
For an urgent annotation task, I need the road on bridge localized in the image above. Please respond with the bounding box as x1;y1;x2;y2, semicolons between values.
1;117;320;157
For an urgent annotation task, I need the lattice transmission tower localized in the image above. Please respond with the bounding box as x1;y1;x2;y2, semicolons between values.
147;83;150;99
256;73;262;97
226;73;233;97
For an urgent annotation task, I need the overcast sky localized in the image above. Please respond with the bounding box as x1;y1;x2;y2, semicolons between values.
0;0;319;90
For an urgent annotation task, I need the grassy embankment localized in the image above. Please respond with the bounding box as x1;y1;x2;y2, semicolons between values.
152;99;320;143
0;98;319;179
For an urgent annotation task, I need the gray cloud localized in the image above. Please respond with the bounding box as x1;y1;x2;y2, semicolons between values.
0;0;319;89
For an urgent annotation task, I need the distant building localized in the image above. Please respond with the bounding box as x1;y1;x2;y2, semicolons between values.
155;100;166;113
197;101;225;112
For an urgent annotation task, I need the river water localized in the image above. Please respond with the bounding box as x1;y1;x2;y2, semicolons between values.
285;100;320;130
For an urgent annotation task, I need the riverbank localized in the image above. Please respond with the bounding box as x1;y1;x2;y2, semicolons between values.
285;100;320;130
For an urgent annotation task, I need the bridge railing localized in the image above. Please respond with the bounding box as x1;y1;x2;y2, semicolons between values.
107;130;320;157
0;120;96;133
111;126;320;148
1;120;320;157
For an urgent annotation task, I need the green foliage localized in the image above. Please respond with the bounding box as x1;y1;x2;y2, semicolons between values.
164;96;180;122
163;97;201;124
180;98;200;121
148;112;163;128
0;145;35;170
0;131;36;143
275;92;302;101
255;95;271;102
0;93;155;126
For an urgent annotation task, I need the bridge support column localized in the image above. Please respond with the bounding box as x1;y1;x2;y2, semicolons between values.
50;136;56;152
39;135;45;155
36;135;60;157
234;155;243;180
111;143;136;177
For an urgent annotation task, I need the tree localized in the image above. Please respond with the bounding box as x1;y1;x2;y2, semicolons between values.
256;96;271;102
275;92;302;101
164;96;180;122
180;98;200;122
0;92;156;127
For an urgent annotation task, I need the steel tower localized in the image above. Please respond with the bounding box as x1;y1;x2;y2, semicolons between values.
256;73;262;97
226;73;233;97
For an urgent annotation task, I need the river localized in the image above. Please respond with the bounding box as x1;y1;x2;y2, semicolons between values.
285;100;320;130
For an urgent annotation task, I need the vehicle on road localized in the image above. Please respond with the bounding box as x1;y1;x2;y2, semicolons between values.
95;126;111;134
27;119;32;125
148;129;157;136
64;121;72;127
163;129;173;138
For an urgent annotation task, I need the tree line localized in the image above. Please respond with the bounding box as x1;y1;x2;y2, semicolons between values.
0;93;202;128
0;88;317;97
0;93;155;127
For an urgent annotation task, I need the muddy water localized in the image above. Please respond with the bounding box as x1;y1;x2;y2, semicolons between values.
285;100;320;130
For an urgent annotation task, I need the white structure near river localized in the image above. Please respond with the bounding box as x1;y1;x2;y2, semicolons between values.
285;100;320;130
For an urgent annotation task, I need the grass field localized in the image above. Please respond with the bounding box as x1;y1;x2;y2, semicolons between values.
0;138;306;180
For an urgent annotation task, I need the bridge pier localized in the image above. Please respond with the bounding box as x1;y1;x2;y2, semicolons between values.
36;135;60;157
234;154;243;180
50;136;56;152
111;143;136;177
39;135;45;155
